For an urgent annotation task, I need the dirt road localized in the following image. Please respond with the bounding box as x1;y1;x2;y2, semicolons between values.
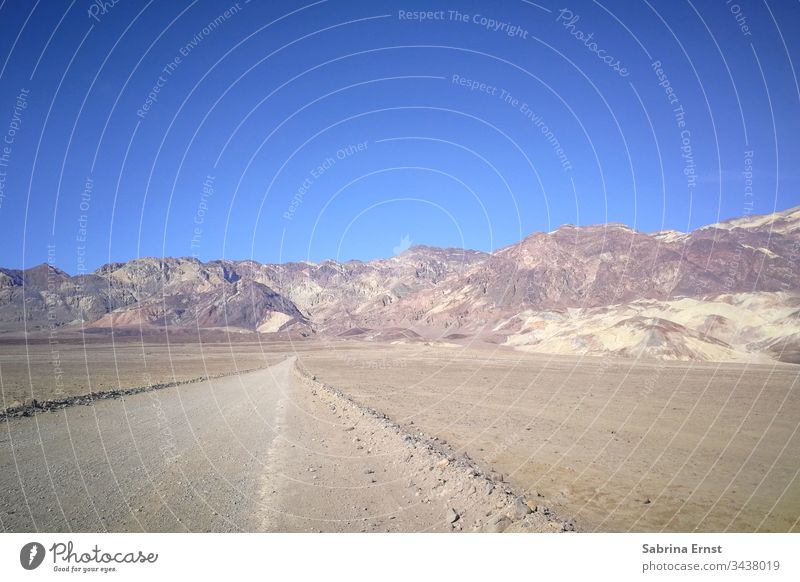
1;357;560;532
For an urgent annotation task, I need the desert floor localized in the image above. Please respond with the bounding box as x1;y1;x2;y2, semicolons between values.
300;340;800;532
0;334;290;408
1;337;798;532
0;352;559;533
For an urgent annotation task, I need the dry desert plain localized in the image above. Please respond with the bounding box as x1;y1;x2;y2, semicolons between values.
300;340;800;532
0;334;289;409
1;335;798;532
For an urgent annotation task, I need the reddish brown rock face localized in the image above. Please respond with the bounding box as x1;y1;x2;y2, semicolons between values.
1;206;798;361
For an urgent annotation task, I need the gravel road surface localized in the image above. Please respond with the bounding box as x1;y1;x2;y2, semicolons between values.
1;358;557;532
1;359;298;532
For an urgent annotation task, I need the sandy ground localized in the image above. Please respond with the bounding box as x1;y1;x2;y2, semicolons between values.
1;360;293;532
299;341;800;533
0;356;559;532
0;336;290;408
3;337;797;532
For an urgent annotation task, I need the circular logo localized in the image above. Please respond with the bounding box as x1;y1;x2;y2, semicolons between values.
20;542;45;570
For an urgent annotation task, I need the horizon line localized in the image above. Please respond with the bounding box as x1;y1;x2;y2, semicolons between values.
5;203;798;277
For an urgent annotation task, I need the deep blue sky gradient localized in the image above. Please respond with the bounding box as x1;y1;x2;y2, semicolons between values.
0;0;798;272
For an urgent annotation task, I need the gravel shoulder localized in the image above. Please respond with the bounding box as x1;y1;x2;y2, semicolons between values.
257;360;569;532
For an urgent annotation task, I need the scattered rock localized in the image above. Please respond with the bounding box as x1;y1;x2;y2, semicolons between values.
539;506;553;518
291;361;575;533
485;517;511;533
506;497;533;520
1;369;268;422
446;508;459;523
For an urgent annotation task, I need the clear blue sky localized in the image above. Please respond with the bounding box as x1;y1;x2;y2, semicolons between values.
0;0;798;273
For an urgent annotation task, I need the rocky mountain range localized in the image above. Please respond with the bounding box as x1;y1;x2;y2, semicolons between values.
2;206;799;363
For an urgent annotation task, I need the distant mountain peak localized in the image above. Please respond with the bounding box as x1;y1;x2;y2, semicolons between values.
700;204;800;234
1;205;798;363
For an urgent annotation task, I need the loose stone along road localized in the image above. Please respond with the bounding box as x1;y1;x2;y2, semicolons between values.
0;358;568;533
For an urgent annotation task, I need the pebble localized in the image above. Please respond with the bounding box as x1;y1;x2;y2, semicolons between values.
506;497;532;520
485;517;510;533
446;508;459;523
